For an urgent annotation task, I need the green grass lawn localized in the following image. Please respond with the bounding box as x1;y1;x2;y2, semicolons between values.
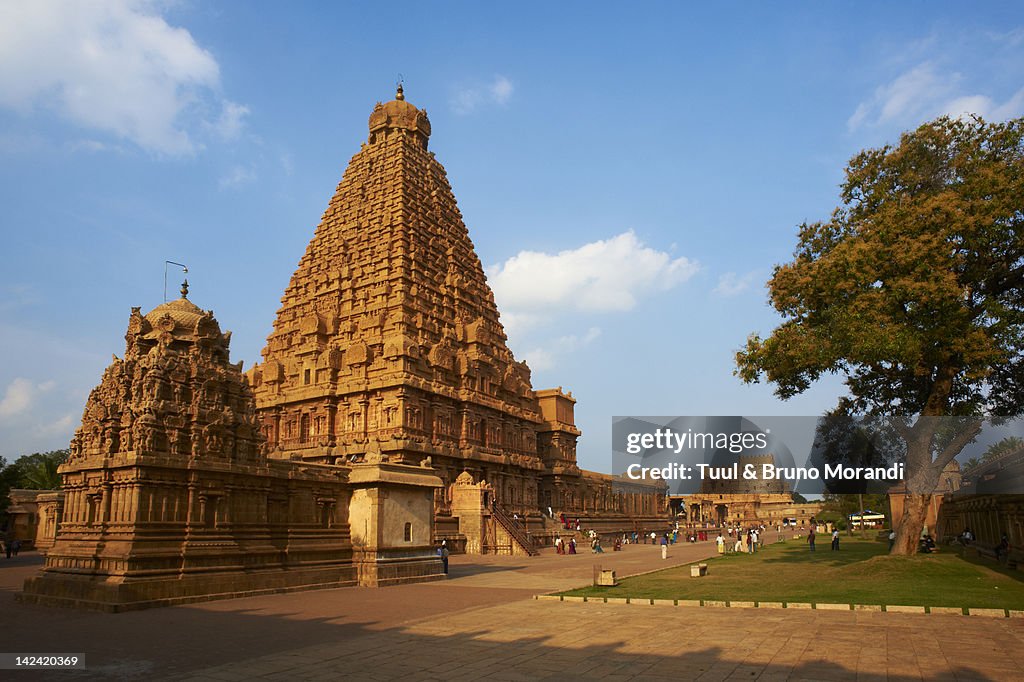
562;537;1024;609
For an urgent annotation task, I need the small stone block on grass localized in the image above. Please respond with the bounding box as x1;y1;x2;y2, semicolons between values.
786;602;813;609
758;602;785;609
815;603;851;611
968;607;1007;618
729;601;756;608
605;598;628;604
928;606;964;615
854;604;883;611
678;599;701;608
703;600;727;608
885;605;926;614
562;596;584;603
1009;610;1024;618
584;597;605;604
535;595;561;602
652;599;676;606
629;598;652;605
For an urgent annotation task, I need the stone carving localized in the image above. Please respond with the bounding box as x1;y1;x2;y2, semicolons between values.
69;286;262;465
240;87;666;530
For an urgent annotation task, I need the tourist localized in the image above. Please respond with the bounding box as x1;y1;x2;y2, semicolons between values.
614;537;622;551
11;538;21;557
746;530;753;553
808;527;816;552
751;529;759;552
436;542;449;574
716;533;724;555
568;538;577;555
996;534;1010;562
660;533;668;559
555;536;563;555
888;530;896;550
831;528;840;551
650;531;657;545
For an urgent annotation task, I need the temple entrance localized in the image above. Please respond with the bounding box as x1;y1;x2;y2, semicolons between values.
715;504;728;526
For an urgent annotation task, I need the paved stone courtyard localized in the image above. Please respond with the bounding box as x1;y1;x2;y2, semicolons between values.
3;542;1023;680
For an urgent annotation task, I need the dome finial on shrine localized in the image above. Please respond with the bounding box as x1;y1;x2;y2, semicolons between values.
180;278;189;299
395;74;405;101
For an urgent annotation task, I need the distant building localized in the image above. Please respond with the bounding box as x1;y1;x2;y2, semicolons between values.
669;455;822;527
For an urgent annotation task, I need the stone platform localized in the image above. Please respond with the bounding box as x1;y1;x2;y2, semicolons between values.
5;543;1024;680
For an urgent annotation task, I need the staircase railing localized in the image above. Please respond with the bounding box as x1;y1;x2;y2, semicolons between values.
490;504;539;556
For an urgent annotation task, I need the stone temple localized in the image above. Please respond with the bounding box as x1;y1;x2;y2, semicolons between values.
246;85;665;550
20;87;665;610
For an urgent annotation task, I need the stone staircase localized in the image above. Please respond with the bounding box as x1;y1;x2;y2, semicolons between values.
490;504;539;556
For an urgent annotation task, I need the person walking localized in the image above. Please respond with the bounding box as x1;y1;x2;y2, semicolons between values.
716;533;725;555
436;542;449;574
568;537;577;555
808;527;816;552
660;533;668;559
831;529;840;551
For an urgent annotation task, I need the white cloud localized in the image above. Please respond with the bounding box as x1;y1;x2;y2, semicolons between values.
942;88;1024;121
0;378;54;418
219;164;257;190
209;101;249;140
451;75;515;115
34;412;77;439
849;57;1024;132
488;230;698;314
521;328;602;371
713;271;758;298
848;63;955;131
490;76;513;105
0;1;242;155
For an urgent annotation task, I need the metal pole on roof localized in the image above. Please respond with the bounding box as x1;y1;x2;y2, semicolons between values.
164;261;189;302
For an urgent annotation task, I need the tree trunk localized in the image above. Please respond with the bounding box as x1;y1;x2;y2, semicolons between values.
891;492;930;555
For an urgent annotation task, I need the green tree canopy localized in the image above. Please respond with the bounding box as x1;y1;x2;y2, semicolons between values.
3;449;68;491
982;436;1024;462
737;115;1024;554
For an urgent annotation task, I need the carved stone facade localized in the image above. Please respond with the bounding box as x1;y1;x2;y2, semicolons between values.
21;285;443;611
247;87;665;542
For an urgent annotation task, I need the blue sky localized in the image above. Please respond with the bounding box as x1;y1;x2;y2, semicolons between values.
2;2;1023;472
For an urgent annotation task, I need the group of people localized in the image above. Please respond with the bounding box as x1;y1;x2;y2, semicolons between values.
714;527;764;554
558;513;582;532
554;536;577;554
806;526;840;551
2;538;21;559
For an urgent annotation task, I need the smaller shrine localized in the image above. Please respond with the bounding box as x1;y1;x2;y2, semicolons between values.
20;283;443;611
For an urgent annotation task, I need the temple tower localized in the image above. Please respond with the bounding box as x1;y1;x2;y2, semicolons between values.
248;86;553;524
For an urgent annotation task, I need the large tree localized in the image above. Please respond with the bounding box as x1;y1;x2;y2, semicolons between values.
736;116;1024;554
2;449;68;491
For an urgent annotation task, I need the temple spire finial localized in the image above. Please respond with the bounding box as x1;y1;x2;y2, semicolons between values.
180;279;189;299
396;74;405;101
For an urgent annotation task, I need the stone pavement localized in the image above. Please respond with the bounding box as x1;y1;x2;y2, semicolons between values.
3;541;1023;680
